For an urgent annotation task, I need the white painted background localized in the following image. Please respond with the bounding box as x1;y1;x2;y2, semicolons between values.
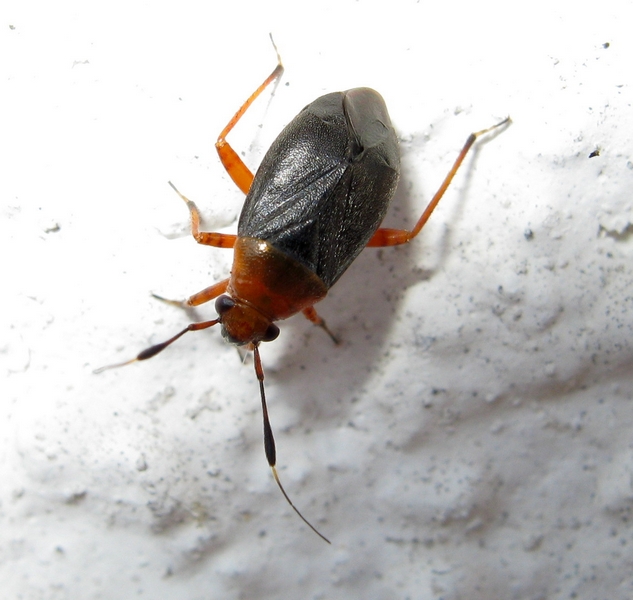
2;1;632;598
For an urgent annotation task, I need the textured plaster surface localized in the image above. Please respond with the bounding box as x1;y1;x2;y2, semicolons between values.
2;1;632;599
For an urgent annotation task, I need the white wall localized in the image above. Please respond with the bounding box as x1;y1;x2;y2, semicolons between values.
2;1;632;598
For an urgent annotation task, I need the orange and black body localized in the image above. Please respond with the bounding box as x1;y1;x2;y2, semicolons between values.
97;40;509;544
220;88;400;345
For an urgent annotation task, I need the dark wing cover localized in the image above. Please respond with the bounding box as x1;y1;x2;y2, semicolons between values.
238;88;400;288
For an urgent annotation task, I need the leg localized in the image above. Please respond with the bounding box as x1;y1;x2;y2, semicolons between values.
367;117;511;248
153;278;230;309
185;278;230;307
166;39;284;250
302;306;339;345
216;35;284;195
168;181;238;249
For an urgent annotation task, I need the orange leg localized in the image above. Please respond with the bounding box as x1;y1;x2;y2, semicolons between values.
168;181;237;248
367;117;511;248
215;36;284;195
152;278;230;309
166;38;284;250
302;306;339;344
185;278;230;307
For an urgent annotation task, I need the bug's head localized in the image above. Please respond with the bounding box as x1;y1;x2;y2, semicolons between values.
215;295;280;346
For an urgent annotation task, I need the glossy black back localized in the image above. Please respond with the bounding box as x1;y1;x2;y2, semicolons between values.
238;88;400;289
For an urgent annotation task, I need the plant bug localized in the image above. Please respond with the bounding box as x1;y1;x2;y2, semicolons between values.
97;38;509;544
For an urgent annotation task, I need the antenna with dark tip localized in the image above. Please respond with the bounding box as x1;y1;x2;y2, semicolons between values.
253;344;331;544
93;319;219;373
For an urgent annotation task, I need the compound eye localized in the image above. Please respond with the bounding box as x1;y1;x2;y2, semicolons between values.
262;323;280;342
215;295;235;316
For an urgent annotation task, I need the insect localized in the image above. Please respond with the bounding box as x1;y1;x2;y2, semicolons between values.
97;39;509;543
